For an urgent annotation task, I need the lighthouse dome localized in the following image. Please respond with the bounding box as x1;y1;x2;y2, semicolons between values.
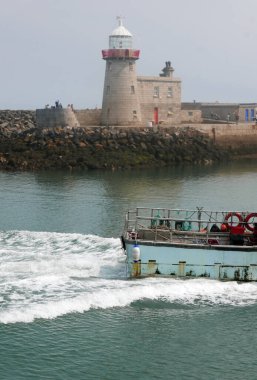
109;18;133;49
111;18;132;37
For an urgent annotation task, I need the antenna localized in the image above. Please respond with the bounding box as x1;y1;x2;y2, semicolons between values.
116;15;125;26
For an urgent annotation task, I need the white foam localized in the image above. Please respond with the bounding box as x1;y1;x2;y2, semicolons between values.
1;277;257;324
1;231;257;324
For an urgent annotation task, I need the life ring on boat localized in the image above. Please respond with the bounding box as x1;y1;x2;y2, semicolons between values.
244;213;257;231
224;212;243;228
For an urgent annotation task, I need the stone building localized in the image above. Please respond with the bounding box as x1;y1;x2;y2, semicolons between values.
181;102;257;124
101;19;181;126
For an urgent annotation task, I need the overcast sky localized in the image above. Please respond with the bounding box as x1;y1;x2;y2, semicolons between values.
1;0;257;109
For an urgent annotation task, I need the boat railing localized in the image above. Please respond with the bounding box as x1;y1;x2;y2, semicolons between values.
125;208;251;228
123;207;256;244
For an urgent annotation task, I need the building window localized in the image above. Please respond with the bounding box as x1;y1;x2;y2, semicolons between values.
188;111;193;116
131;85;135;94
129;62;133;71
133;110;137;119
106;86;110;94
154;86;159;97
167;87;173;97
108;62;112;71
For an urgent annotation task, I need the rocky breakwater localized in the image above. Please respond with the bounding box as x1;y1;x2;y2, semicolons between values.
0;118;228;171
0;110;36;132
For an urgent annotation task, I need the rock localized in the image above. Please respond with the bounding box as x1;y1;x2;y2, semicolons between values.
140;142;147;150
79;142;87;148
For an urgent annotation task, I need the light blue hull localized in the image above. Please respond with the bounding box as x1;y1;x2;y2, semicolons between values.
125;241;257;281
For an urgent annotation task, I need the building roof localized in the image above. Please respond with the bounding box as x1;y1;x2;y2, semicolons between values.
110;17;132;37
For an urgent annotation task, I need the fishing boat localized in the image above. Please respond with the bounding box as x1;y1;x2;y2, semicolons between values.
120;207;257;281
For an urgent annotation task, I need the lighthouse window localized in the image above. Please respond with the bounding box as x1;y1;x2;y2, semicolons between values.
131;85;135;94
133;110;137;120
129;62;133;71
108;62;112;71
167;87;173;97
106;86;110;94
154;87;159;97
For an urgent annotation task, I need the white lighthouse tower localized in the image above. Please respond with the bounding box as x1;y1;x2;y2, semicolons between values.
101;18;141;126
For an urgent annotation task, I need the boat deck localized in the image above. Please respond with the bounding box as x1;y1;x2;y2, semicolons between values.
125;227;257;249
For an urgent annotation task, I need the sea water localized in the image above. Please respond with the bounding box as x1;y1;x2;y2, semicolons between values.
1;162;257;379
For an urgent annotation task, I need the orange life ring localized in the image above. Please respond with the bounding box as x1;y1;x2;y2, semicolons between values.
245;213;257;231
224;212;243;227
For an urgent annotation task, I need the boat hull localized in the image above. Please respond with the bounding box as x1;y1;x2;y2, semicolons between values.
124;240;257;281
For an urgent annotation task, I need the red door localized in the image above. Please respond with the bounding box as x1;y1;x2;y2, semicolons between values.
154;107;159;124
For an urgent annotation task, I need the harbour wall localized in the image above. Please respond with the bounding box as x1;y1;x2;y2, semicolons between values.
36;108;80;128
36;108;101;128
75;109;101;126
0;110;257;171
187;122;257;152
0;123;227;171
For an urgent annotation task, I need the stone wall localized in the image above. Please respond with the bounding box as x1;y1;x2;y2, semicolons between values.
36;108;101;128
181;109;202;123
75;109;101;126
36;108;80;128
189;122;257;152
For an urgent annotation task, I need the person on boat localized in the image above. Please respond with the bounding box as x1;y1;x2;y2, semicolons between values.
175;221;183;231
229;225;245;245
210;224;220;233
250;223;257;245
220;223;228;232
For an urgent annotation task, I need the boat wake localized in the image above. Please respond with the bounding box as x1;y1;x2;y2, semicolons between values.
1;230;257;324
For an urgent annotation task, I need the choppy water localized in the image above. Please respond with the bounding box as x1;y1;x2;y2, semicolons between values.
1;162;257;379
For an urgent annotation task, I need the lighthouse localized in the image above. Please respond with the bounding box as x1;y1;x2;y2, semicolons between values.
101;18;141;126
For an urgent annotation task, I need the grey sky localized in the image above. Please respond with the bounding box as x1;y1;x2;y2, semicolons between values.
1;0;256;109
